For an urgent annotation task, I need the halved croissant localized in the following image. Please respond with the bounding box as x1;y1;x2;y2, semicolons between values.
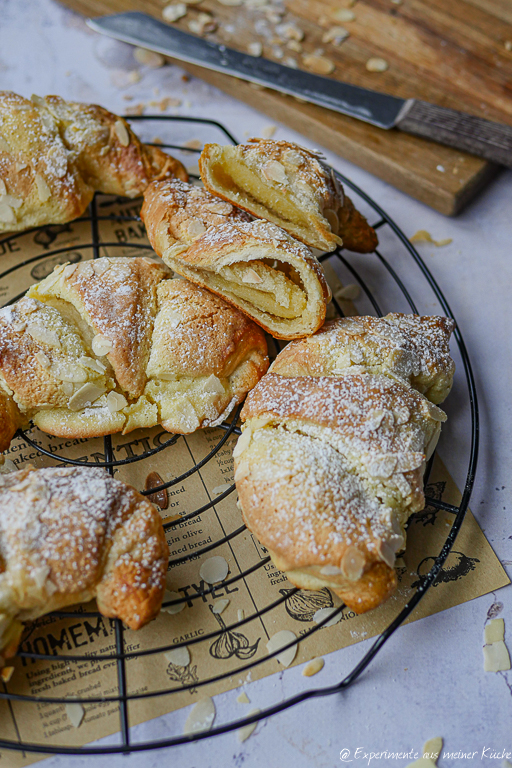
0;92;187;232
234;314;455;614
0;256;268;447
199;138;378;253
0;465;169;663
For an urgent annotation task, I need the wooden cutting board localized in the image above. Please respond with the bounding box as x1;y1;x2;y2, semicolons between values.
60;0;512;215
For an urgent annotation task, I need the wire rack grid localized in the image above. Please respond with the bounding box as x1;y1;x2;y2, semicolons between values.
0;114;479;757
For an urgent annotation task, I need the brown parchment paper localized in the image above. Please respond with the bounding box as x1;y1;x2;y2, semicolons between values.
0;202;508;767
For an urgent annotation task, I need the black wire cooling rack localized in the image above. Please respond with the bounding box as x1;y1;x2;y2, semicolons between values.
0;115;479;757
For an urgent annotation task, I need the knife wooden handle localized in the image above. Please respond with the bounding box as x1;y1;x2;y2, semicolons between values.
396;99;512;168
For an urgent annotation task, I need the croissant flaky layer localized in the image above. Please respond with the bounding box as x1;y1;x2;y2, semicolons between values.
0;465;169;662
234;314;455;614
142;181;331;340
0;256;268;448
198;138;378;253
0;91;187;232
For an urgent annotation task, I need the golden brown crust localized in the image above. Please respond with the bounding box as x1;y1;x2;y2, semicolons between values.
0;465;169;660
0;91;187;232
234;313;454;614
141;178;251;254
0;257;268;443
149;216;331;340
0;391;23;453
198;139;377;253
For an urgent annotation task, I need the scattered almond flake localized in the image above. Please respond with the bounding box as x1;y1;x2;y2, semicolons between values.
212;483;232;496
0;178;6;195
35;174;51;202
409;230;452;247
163;3;187;22
0;203;15;224
366;57;389;72
505;40;512;51
165;645;190;667
485;618;505;644
336;283;360;300
332;8;355;21
237;708;260;742
151;136;164;144
272;45;284;59
248;41;263;56
436;164;445;172
79;355;106;374
276;22;304;41
35;351;51;368
212;598;230;614
189;13;217;35
313;607;342;627
242;267;264;284
134;47;165;68
65;702;85;728
68;383;106;412
183;138;202;150
183;697;216;735
266;630;297;667
125;103;146;116
114;119;130;147
286;39;302;52
302;657;325;676
423;737;443;762
284;56;298;68
261;124;277;138
161;590;186;614
157;96;182;110
262;159;287;183
237;608;245;623
322;26;350;45
200;555;229;584
483;641;511;672
92;334;113;356
0;458;17;474
107;391;128;413
0;666;14;683
303;54;335;75
111;69;141;88
237;691;250;704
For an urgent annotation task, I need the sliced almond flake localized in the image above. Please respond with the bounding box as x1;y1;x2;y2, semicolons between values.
320;565;342;576
203;373;225;394
0;666;14;683
409;230;452;247
484;618;505;644
237;608;245;622
262;159;287;183
313;607;342;627
0;178;6;196
0;458;17;474
242;267;264;284
302;54;335;75
322;26;349;44
68;383;106;412
92;334;113;356
161;590;186;614
79;355;106;374
266;630;297;667
212;483;232;495
65;702;85;728
189;14;217;35
237;708;260;742
286;39;302;52
63;263;78;278
0;136;10;152
423;736;443;762
107;391;128;413
236;690;250;704
483;640;511;672
164;646;190;667
114;119;130;147
234;461;250;483
261;124;277;138
183;697;216;735
2;194;22;209
35;351;51;368
233;426;252;458
134;47;165;68
162;3;187;22
62;381;74;397
366;57;389;72
284;57;298;70
302;657;325;677
0;203;15;224
276;22;304;41
212;598;230;614
35;174;51;202
248;41;263;56
199;555;228;584
332;8;355;21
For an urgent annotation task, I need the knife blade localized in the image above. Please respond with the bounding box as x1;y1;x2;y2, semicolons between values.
87;12;512;168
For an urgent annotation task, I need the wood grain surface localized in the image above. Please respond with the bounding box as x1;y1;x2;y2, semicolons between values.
58;0;512;215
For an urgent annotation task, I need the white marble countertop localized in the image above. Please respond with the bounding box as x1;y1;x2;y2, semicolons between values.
1;1;511;765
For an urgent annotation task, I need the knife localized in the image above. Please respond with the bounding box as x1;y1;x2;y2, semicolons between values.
88;11;512;168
